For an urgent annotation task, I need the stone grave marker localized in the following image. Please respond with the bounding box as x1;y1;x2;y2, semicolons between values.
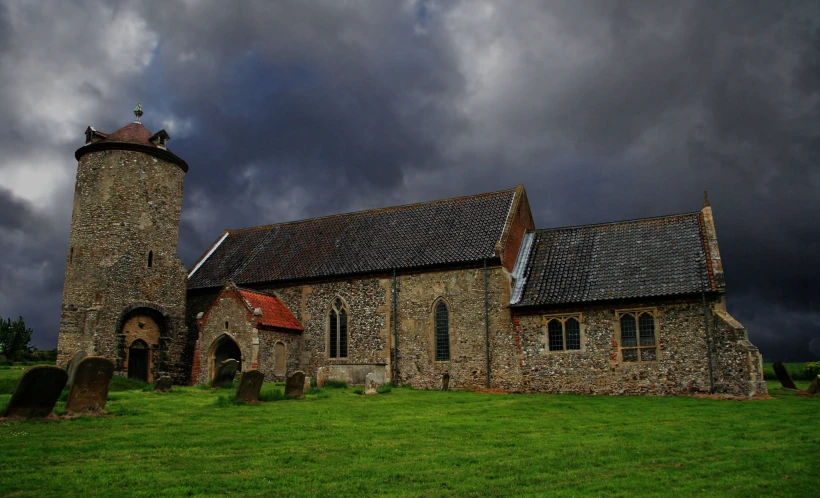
235;370;265;403
364;372;380;395
316;367;326;387
65;349;87;388
64;356;114;414
153;376;172;392
442;373;450;391
303;376;311;392
2;365;67;418
212;359;239;388
286;370;306;399
772;362;797;390
807;375;820;396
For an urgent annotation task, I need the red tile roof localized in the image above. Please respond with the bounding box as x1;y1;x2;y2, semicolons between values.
236;288;303;331
103;122;157;147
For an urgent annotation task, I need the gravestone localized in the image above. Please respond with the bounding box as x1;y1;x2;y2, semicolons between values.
364;372;380;395
65;349;87;388
303;376;311;392
442;373;450;391
807;375;820;396
286;370;306;399
235;370;264;403
772;362;797;390
2;365;67;418
316;367;327;387
212;359;239;388
153;376;172;392
64;356;114;414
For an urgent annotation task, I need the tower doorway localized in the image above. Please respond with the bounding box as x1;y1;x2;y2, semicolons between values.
128;339;150;381
209;335;242;381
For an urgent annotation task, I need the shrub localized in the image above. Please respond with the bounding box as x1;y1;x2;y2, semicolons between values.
352;387;364;395
323;380;348;389
805;362;820;379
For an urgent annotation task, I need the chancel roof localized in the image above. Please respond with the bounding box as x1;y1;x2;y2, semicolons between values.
188;188;518;289
510;212;714;307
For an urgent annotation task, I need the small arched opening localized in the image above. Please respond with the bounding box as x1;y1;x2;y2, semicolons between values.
128;339;150;382
209;334;242;381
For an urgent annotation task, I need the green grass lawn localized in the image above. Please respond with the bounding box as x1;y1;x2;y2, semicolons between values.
1;365;818;497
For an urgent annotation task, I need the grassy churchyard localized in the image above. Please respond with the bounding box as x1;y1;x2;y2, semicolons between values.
0;365;818;497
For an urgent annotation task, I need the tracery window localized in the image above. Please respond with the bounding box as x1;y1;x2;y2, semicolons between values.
619;310;658;362
434;300;450;361
328;298;348;358
544;316;582;352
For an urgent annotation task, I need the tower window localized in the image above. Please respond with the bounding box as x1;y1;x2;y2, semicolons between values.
69;247;74;264
147;251;153;268
225;321;229;330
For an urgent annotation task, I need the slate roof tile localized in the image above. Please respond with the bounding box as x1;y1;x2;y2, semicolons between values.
512;212;712;306
188;188;516;289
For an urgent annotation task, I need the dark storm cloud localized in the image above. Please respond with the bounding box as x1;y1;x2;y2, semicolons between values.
0;0;818;359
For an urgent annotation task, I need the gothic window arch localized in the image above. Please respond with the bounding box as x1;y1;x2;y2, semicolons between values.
328;297;348;359
618;310;658;362
543;315;582;352
434;299;450;361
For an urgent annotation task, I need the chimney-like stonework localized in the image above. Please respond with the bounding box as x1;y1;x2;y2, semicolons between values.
701;191;725;290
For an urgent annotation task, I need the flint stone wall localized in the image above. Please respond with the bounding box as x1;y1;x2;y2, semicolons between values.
57;149;188;383
511;296;766;396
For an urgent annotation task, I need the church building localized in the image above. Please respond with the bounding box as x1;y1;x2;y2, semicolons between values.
57;108;767;396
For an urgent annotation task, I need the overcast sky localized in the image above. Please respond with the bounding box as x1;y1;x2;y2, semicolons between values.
0;0;817;361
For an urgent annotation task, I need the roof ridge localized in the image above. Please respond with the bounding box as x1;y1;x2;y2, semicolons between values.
533;211;701;233
225;187;518;234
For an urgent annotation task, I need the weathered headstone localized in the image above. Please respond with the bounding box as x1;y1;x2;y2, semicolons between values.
153;376;172;392
212;359;239;388
303;376;311;392
807;375;820;396
442;373;450;391
316;367;326;387
2;365;67;418
364;372;380;395
286;370;306;399
235;370;264;403
772;362;797;390
64;356;114;414
65;349;87;388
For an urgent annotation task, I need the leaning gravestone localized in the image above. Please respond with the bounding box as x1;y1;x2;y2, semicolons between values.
286;370;306;399
153;376;172;392
65;349;87;388
364;372;380;395
212;359;239;388
2;365;67;418
772;362;798;390
235;370;265;403
64;356;114;414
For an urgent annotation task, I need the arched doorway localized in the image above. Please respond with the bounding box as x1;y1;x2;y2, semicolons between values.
209;335;242;381
128;339;150;381
116;303;171;381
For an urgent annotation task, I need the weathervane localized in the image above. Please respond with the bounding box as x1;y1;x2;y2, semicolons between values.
134;103;143;123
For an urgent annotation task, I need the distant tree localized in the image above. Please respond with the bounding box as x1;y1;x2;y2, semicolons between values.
0;316;33;361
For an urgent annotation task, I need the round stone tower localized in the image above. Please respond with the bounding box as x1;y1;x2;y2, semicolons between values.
57;105;189;383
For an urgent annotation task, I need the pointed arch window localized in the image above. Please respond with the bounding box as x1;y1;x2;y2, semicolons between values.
147;251;153;268
328;298;348;358
434;300;450;361
618;310;658;362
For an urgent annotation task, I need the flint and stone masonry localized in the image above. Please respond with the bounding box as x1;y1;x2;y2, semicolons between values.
57;109;765;396
57;115;189;383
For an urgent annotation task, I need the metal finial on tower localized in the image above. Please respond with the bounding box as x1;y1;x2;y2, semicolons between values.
703;190;710;207
134;103;144;123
